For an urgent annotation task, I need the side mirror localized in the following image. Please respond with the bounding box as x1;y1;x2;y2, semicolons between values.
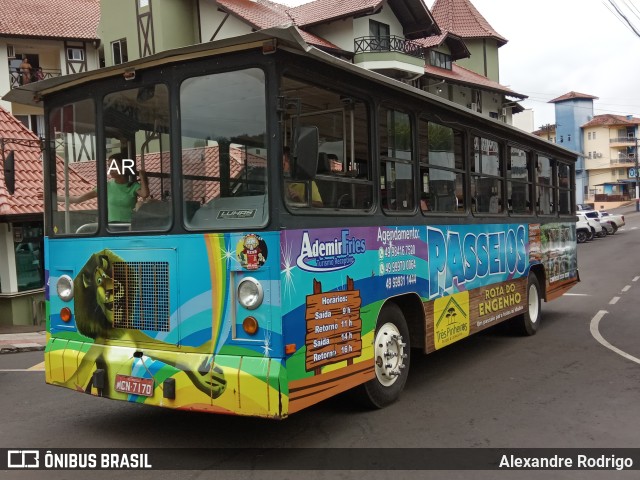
293;126;318;180
4;150;15;195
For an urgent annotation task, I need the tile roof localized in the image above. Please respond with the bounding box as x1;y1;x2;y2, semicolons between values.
582;114;640;128
216;0;290;30
425;63;525;98
431;0;507;47
287;0;384;27
414;32;469;60
0;0;100;40
548;91;599;103
0;108;43;216
0;107;95;217
215;0;343;51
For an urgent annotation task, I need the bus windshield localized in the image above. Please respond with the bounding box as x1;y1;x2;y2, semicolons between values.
47;68;267;235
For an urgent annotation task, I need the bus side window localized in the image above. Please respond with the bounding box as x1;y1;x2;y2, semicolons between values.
421;119;465;214
281;75;373;212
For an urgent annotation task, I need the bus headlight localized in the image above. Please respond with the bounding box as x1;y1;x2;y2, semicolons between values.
237;277;263;310
57;275;74;301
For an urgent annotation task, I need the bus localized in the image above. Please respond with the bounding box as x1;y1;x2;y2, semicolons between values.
8;27;578;418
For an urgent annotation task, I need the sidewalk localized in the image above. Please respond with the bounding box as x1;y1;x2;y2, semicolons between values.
0;326;46;354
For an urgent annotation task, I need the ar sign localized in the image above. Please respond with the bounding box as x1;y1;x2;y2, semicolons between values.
107;158;136;176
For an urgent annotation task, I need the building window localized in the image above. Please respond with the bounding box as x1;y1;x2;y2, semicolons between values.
14;222;44;291
429;51;452;70
568;134;572;142
588;132;591;140
66;48;85;62
111;39;128;65
559;135;563;143
139;0;149;6
369;20;390;51
593;132;596;139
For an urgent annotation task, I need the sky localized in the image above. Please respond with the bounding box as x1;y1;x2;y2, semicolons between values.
278;0;640;130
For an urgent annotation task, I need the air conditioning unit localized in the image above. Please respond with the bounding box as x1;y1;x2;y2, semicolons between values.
6;45;15;59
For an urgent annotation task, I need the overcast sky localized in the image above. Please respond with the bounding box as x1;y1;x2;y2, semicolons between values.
280;0;640;129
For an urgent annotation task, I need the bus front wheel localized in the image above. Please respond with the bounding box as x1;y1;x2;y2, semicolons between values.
356;303;410;408
513;274;541;336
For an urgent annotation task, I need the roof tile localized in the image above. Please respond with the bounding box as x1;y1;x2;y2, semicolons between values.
582;114;640;128
431;0;507;46
548;91;599;103
0;0;100;40
425;63;525;98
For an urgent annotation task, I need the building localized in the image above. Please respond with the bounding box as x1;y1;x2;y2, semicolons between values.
583;114;640;202
548;91;598;204
98;0;525;123
0;0;101;324
0;0;102;131
0;107;95;326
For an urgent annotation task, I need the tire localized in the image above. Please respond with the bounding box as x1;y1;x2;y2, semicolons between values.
610;223;618;234
587;228;595;241
576;230;587;244
513;274;542;336
354;303;410;409
598;228;607;237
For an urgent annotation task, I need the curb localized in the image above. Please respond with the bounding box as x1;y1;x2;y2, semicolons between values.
0;344;45;354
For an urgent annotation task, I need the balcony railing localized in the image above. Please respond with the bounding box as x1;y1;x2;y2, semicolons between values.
9;69;62;89
354;36;424;59
609;137;637;144
611;157;636;165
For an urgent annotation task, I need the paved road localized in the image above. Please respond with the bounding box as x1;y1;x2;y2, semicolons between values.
2;211;640;479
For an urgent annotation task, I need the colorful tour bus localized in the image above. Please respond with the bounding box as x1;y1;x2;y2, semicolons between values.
7;28;579;418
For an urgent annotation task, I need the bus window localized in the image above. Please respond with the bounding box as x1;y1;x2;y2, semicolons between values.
380;108;414;212
103;84;172;232
180;69;268;229
421;120;465;213
48;98;98;235
558;161;572;214
471;137;503;214
536;155;556;215
280;75;373;211
507;146;532;215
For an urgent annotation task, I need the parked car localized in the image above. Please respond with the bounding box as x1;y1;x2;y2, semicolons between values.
575;216;594;243
576;203;594;211
582;209;624;234
599;211;626;233
577;212;603;238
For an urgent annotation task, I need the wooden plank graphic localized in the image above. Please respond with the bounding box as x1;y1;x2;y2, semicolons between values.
304;277;362;372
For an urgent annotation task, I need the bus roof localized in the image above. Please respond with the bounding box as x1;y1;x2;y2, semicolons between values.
3;26;577;162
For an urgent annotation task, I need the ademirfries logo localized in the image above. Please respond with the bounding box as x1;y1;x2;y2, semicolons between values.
7;450;39;468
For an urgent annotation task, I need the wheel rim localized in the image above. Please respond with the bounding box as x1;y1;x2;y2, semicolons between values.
528;283;540;324
373;322;406;387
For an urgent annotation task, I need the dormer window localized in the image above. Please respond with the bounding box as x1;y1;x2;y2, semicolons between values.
430;51;452;70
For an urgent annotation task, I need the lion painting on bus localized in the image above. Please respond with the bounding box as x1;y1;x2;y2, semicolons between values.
66;248;227;400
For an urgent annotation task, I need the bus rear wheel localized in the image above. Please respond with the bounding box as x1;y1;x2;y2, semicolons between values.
513;274;541;336
355;303;410;409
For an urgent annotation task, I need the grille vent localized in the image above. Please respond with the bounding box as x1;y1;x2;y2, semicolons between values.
112;261;170;332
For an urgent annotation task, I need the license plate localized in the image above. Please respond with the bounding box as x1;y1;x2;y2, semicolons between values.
115;374;154;397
